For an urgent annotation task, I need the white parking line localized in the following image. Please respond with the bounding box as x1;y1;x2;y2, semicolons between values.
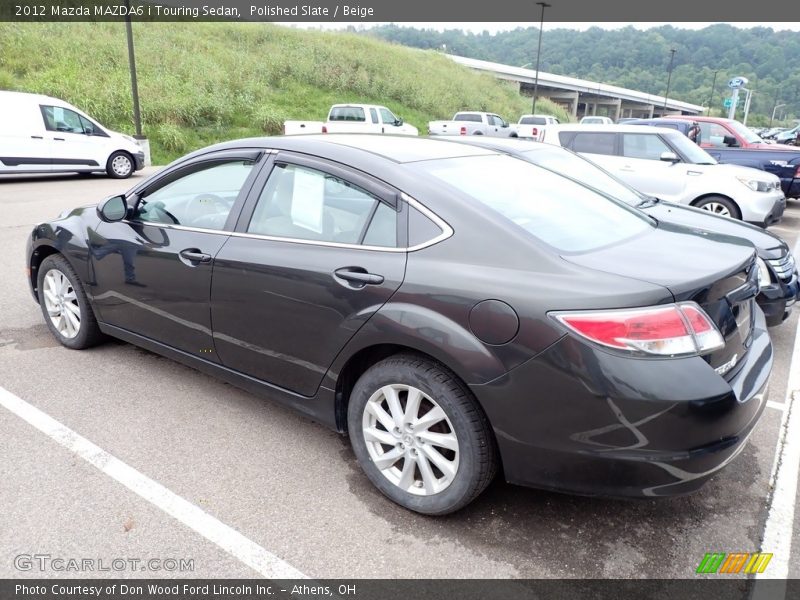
766;400;786;411
757;314;800;581
0;385;307;580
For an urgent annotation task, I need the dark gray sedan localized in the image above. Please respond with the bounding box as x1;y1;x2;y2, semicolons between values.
27;135;771;514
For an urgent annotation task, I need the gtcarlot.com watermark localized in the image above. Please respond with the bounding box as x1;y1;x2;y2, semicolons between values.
14;554;194;573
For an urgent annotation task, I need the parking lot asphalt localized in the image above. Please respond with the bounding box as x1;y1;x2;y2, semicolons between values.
0;170;798;580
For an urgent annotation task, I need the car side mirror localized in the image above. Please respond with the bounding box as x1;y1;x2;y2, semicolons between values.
501;122;509;128
395;117;403;126
659;151;680;163
723;135;738;147
97;194;129;222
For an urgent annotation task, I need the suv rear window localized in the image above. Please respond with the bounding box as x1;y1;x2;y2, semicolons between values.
417;154;651;253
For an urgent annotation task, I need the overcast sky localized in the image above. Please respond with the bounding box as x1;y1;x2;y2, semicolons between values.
282;22;800;33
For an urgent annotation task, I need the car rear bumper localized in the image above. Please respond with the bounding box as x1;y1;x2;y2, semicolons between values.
133;152;145;171
471;307;772;498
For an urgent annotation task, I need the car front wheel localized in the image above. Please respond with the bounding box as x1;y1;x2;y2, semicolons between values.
37;254;105;349
694;196;741;220
106;151;134;179
348;354;498;515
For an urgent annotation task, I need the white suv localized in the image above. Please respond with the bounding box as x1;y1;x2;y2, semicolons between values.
541;124;785;226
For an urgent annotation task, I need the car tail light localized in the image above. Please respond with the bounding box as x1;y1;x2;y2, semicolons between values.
795;165;800;178
531;127;538;137
460;126;467;135
551;302;724;357
322;125;328;134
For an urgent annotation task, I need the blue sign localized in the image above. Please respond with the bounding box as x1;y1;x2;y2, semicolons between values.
723;98;733;108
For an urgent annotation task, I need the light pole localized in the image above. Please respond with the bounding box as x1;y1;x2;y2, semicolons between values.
707;69;719;116
124;0;142;138
662;48;676;112
531;2;551;115
771;103;786;127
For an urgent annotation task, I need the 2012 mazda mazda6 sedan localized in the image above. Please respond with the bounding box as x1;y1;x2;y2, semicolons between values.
27;135;773;514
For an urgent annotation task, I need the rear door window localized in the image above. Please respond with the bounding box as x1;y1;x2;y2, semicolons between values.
564;132;617;156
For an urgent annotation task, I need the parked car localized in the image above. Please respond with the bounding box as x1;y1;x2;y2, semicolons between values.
283;104;418;136
667;116;797;150
773;124;800;146
631;118;800;199
0;90;144;178
28;135;771;514
541;124;786;227
579;116;614;125
427;111;517;137
512;114;560;140
449;136;799;327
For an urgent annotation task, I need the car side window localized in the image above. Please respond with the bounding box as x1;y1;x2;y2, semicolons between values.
369;108;379;124
134;160;254;230
569;132;617;156
40;105;85;134
248;163;397;247
621;134;672;160
699;122;730;147
379;108;397;125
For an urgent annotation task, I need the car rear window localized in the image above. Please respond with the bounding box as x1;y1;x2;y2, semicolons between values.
520;116;547;125
453;113;482;122
329;107;366;122
417;155;652;253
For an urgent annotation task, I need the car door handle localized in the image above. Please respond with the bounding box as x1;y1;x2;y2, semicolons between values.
334;267;384;286
179;249;212;263
31;135;43;140
53;137;65;141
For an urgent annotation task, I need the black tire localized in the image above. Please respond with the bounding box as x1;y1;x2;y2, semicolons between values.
37;254;105;350
106;151;134;179
472;131;484;135
693;195;741;220
347;353;498;515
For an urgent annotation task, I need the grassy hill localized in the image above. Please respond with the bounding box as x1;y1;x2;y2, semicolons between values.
0;22;571;164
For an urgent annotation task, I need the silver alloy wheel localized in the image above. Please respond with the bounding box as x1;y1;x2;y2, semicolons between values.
700;201;731;217
362;384;459;496
42;269;81;339
111;154;132;177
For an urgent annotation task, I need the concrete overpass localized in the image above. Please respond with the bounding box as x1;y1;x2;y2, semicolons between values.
448;55;704;120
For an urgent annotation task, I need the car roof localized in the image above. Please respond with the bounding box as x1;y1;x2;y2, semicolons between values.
546;124;679;134
182;134;498;165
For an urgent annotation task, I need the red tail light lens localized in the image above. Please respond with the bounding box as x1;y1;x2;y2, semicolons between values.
322;125;328;133
460;126;467;135
531;127;538;137
551;302;724;357
795;165;800;178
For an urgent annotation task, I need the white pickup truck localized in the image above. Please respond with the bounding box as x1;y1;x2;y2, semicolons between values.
512;114;560;140
427;111;518;137
283;104;418;136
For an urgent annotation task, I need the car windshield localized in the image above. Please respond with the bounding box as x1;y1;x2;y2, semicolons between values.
666;132;718;165
519;148;647;207
725;119;764;143
418;155;652;253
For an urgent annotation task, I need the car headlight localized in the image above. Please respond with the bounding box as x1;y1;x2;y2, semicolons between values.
122;134;140;146
736;177;773;192
756;257;771;289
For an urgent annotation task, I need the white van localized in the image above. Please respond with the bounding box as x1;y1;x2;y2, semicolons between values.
0;91;144;178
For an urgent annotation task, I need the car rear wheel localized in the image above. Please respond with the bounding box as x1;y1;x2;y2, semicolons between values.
348;354;498;515
38;254;105;349
694;196;741;220
106;151;134;179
